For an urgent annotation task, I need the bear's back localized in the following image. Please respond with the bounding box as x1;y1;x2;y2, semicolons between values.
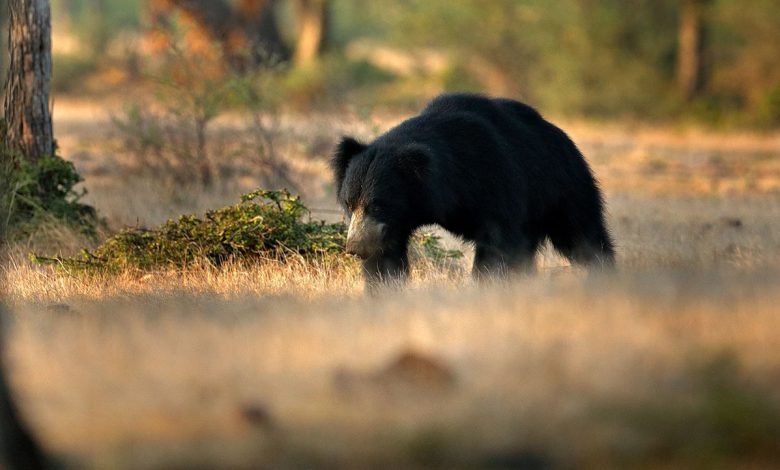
422;93;543;127
419;93;590;207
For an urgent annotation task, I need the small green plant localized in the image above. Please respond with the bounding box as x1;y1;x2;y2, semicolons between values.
1;133;98;240
413;231;463;262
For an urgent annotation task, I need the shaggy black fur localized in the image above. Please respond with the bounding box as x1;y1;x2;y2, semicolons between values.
332;93;614;286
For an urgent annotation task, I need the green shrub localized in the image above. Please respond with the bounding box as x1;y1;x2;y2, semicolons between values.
34;189;462;274
0;134;98;240
34;189;345;272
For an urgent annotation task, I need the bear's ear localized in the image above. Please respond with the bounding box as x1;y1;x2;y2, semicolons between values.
331;136;366;187
397;143;431;180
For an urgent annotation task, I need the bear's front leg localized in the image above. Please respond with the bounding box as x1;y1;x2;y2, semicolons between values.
362;252;409;292
473;244;510;281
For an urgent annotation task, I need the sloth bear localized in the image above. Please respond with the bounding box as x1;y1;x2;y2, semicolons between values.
331;93;614;287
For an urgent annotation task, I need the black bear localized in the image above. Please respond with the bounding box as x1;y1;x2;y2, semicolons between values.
331;93;614;287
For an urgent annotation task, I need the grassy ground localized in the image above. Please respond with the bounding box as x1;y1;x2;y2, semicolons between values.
2;102;780;468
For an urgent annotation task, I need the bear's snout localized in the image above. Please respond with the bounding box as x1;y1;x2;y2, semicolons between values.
346;207;385;259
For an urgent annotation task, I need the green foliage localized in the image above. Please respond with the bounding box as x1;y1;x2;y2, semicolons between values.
413;232;463;262
276;56;396;110
439;63;483;94
51;0;141;58
34;190;346;272
34;189;463;273
758;85;780;128
709;0;780;127
330;0;780;127
378;0;678;117
0;134;98;240
47;0;780;127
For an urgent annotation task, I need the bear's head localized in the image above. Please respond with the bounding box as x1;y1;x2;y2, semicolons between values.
331;136;431;260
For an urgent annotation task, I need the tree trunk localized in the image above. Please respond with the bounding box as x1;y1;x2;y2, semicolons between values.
0;0;7;87
149;0;289;71
2;0;54;162
676;0;706;101
233;0;289;67
292;0;329;67
145;0;176;56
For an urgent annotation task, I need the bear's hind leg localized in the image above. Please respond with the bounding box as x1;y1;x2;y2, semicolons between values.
363;252;409;292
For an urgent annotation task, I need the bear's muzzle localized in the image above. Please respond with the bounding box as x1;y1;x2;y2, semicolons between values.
345;207;386;259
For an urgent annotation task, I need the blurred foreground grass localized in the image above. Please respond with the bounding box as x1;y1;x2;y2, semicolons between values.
4;270;780;468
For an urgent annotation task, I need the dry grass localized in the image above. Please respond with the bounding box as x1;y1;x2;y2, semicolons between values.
2;103;780;467
4;191;779;304
6;272;780;468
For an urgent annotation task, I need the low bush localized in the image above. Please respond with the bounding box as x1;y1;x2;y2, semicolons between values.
34;190;344;272
34;189;462;274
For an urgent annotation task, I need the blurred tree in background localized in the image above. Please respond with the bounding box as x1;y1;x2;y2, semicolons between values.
677;0;708;101
345;0;780;126
708;0;780;126
291;0;329;67
12;0;780;127
144;0;330;71
363;0;681;116
146;0;290;71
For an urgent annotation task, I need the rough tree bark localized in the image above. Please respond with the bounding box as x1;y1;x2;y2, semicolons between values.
2;0;54;162
0;0;7;86
677;0;707;101
0;305;46;469
292;0;329;67
148;0;289;71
